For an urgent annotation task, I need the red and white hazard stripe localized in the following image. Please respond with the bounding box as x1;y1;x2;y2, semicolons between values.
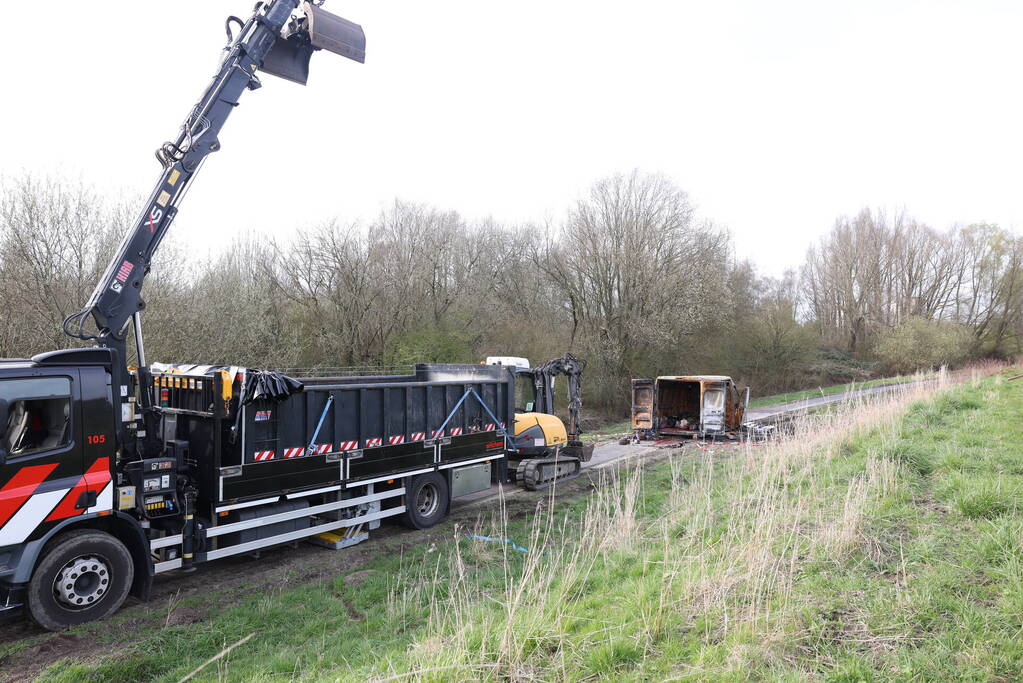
337;440;358;451
431;429;443;438
312;443;332;455
449;427;463;437
253;450;275;461
0;458;114;547
365;437;382;448
283;447;304;459
388;435;404;445
410;432;425;441
484;423;496;431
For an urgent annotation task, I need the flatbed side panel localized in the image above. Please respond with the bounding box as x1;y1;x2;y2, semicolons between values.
428;385;445;438
305;391;334;451
437;431;503;467
221;455;341;501
408;386;427;440
346;440;435;481
220;370;515;505
361;388;384;447
334;390;360;451
222;372;511;503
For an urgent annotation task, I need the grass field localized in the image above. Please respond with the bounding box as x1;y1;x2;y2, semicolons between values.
25;363;1023;680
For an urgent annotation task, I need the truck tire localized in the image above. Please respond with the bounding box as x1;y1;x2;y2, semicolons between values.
400;472;449;530
26;530;134;631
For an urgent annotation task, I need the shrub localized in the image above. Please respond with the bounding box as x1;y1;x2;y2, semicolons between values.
874;317;972;374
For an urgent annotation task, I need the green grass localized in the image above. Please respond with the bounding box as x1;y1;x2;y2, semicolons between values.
748;374;922;408
24;365;1023;681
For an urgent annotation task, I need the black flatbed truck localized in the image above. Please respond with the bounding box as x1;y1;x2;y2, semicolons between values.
0;1;524;630
0;350;514;629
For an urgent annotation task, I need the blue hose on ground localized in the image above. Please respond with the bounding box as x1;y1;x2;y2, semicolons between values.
466;535;529;553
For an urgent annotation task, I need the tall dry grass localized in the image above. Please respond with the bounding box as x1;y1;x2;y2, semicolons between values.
373;365;1005;680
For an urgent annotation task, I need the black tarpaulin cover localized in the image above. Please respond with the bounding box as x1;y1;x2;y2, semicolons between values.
239;370;304;404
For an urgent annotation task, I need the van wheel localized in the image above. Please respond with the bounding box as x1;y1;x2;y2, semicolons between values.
27;530;134;631
400;472;449;529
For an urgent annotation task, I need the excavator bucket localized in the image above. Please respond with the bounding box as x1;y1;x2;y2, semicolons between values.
262;39;315;85
261;1;366;85
304;2;366;63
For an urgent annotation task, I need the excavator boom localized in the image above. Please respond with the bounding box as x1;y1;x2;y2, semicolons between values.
532;354;592;461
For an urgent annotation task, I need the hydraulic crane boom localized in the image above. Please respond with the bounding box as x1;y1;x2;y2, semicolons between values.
60;0;364;453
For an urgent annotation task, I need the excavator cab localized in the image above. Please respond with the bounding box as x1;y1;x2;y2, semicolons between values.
262;1;366;85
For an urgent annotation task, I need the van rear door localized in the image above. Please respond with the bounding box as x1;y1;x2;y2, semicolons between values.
702;387;726;433
631;379;654;431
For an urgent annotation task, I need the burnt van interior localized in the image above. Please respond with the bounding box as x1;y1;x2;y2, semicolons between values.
655;379;701;433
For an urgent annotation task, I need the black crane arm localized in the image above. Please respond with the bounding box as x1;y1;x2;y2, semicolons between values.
66;0;294;344
60;0;364;454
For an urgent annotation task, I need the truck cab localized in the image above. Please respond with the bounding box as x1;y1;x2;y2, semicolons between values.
0;349;154;628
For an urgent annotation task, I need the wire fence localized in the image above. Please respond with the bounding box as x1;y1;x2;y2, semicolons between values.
271;365;415;378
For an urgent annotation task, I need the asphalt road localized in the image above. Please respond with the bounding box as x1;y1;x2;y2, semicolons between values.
745;381;922;422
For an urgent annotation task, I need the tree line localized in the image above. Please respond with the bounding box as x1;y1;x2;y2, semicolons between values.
0;171;1016;415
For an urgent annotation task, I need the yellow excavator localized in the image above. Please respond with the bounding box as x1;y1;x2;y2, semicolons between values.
487;354;594;490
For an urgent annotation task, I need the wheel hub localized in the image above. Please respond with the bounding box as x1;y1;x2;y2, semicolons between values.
53;555;110;609
416;483;438;518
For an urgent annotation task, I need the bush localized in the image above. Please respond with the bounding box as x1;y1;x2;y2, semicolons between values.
873;317;971;374
810;347;876;384
385;325;475;365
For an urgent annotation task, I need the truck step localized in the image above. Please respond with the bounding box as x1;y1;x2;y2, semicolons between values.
307;528;369;550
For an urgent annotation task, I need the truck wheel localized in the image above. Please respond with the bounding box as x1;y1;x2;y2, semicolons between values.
400;472;449;530
26;530;134;631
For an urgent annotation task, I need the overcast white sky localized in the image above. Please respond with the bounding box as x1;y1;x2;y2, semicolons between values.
2;0;1021;276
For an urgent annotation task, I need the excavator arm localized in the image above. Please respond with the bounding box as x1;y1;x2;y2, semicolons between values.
532;353;592;462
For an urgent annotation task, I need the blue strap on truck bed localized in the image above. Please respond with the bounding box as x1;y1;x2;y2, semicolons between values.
437;388;516;451
306;395;334;456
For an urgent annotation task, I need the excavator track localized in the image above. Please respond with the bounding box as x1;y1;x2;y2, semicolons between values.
515;455;582;491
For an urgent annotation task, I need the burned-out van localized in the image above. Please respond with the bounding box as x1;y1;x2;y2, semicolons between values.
631;375;748;440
